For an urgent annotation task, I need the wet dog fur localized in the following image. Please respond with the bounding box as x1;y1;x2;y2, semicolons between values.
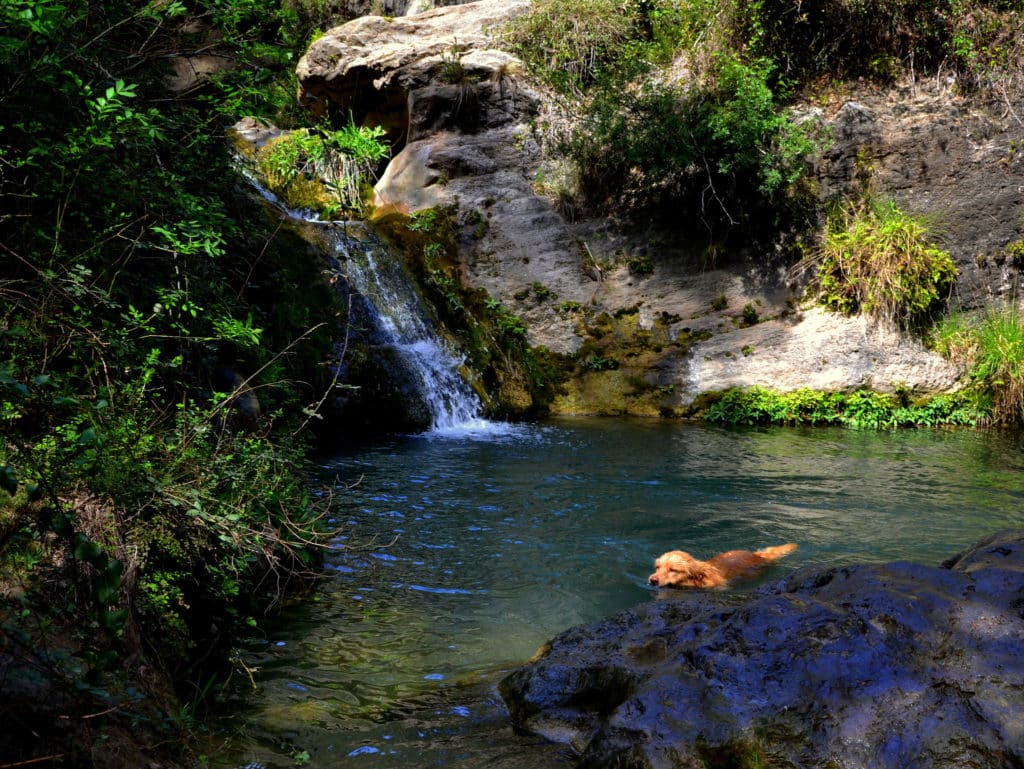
648;543;797;588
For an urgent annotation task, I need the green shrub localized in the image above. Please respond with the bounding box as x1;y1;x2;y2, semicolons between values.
932;305;1024;424
565;54;818;222
257;120;389;214
503;0;829;225
485;299;528;338
808;198;957;330
703;386;983;428
501;0;670;96
741;303;760;325
736;0;946;82
0;0;342;759
941;5;1024;93
584;353;619;371
626;253;655;277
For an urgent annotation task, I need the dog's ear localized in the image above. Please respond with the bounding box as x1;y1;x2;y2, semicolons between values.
687;561;712;588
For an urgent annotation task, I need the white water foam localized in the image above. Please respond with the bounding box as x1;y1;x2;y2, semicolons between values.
334;231;486;432
239;168;499;435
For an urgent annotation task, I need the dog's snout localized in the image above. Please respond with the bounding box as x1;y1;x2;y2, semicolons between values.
648;576;659;586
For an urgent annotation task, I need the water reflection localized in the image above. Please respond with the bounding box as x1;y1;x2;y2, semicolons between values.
215;420;1024;768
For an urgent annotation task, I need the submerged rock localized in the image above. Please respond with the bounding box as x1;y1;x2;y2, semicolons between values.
499;530;1024;769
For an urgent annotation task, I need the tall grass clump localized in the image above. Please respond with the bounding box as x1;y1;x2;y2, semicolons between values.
806;197;957;331
932;305;1024;425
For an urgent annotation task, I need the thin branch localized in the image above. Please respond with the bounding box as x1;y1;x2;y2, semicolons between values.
293;295;351;435
0;755;66;768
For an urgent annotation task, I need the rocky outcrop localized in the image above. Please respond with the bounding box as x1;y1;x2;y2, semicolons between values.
499;530;1024;769
814;84;1024;311
295;3;1024;416
296;0;597;374
684;306;962;396
296;0;531;133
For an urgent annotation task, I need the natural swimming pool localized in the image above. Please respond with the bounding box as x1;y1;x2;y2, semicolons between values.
213;418;1024;768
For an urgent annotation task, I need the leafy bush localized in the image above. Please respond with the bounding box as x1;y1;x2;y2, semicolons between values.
932;305;1024;425
949;4;1024;93
807;198;957;331
0;0;343;760
501;0;659;96
256;121;389;214
733;0;1023;91
703;386;983;428
506;0;1021;229
736;0;942;81
567;55;818;222
502;0;827;225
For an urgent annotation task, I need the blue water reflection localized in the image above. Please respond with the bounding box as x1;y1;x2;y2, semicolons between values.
216;419;1024;768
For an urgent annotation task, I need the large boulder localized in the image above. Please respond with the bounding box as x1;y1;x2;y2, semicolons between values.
296;0;532;135
296;0;595;362
499;530;1024;769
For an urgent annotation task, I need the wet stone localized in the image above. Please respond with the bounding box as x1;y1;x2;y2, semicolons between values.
499;529;1024;769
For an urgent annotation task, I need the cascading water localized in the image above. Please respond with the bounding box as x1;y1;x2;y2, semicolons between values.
241;207;482;432
327;224;486;433
234;139;500;435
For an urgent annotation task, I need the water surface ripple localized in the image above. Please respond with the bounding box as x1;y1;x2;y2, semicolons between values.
217;419;1024;767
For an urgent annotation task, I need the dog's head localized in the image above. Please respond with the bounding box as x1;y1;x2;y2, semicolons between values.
648;550;710;588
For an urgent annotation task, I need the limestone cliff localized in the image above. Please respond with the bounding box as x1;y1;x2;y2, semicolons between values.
297;0;1024;417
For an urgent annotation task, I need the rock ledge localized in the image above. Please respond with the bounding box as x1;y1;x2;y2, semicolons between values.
499;530;1024;769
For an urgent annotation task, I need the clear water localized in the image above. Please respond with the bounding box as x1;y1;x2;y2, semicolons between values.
214;418;1024;768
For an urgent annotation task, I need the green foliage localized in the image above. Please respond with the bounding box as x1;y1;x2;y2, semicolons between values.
507;0;1020;230
407;208;440;233
584;353;620;371
949;5;1024;93
501;0;649;96
741;303;760;325
808;198;957;330
561;51;819;224
932;305;1024;424
517;282;558;303
257;120;389;215
439;43;476;86
964;306;1024;424
626;253;655;277
485;299;528;338
732;0;1024;92
704;386;984;428
0;0;342;759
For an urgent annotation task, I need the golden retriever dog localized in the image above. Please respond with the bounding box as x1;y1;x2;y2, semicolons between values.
648;543;798;589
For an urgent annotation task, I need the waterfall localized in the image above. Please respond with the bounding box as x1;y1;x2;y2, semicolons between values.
328;224;486;432
233;146;492;435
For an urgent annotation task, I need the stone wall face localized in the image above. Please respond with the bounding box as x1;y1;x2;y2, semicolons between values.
816;86;1024;312
297;4;1024;415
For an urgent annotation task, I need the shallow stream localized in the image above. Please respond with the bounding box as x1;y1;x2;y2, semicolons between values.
214;418;1024;768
